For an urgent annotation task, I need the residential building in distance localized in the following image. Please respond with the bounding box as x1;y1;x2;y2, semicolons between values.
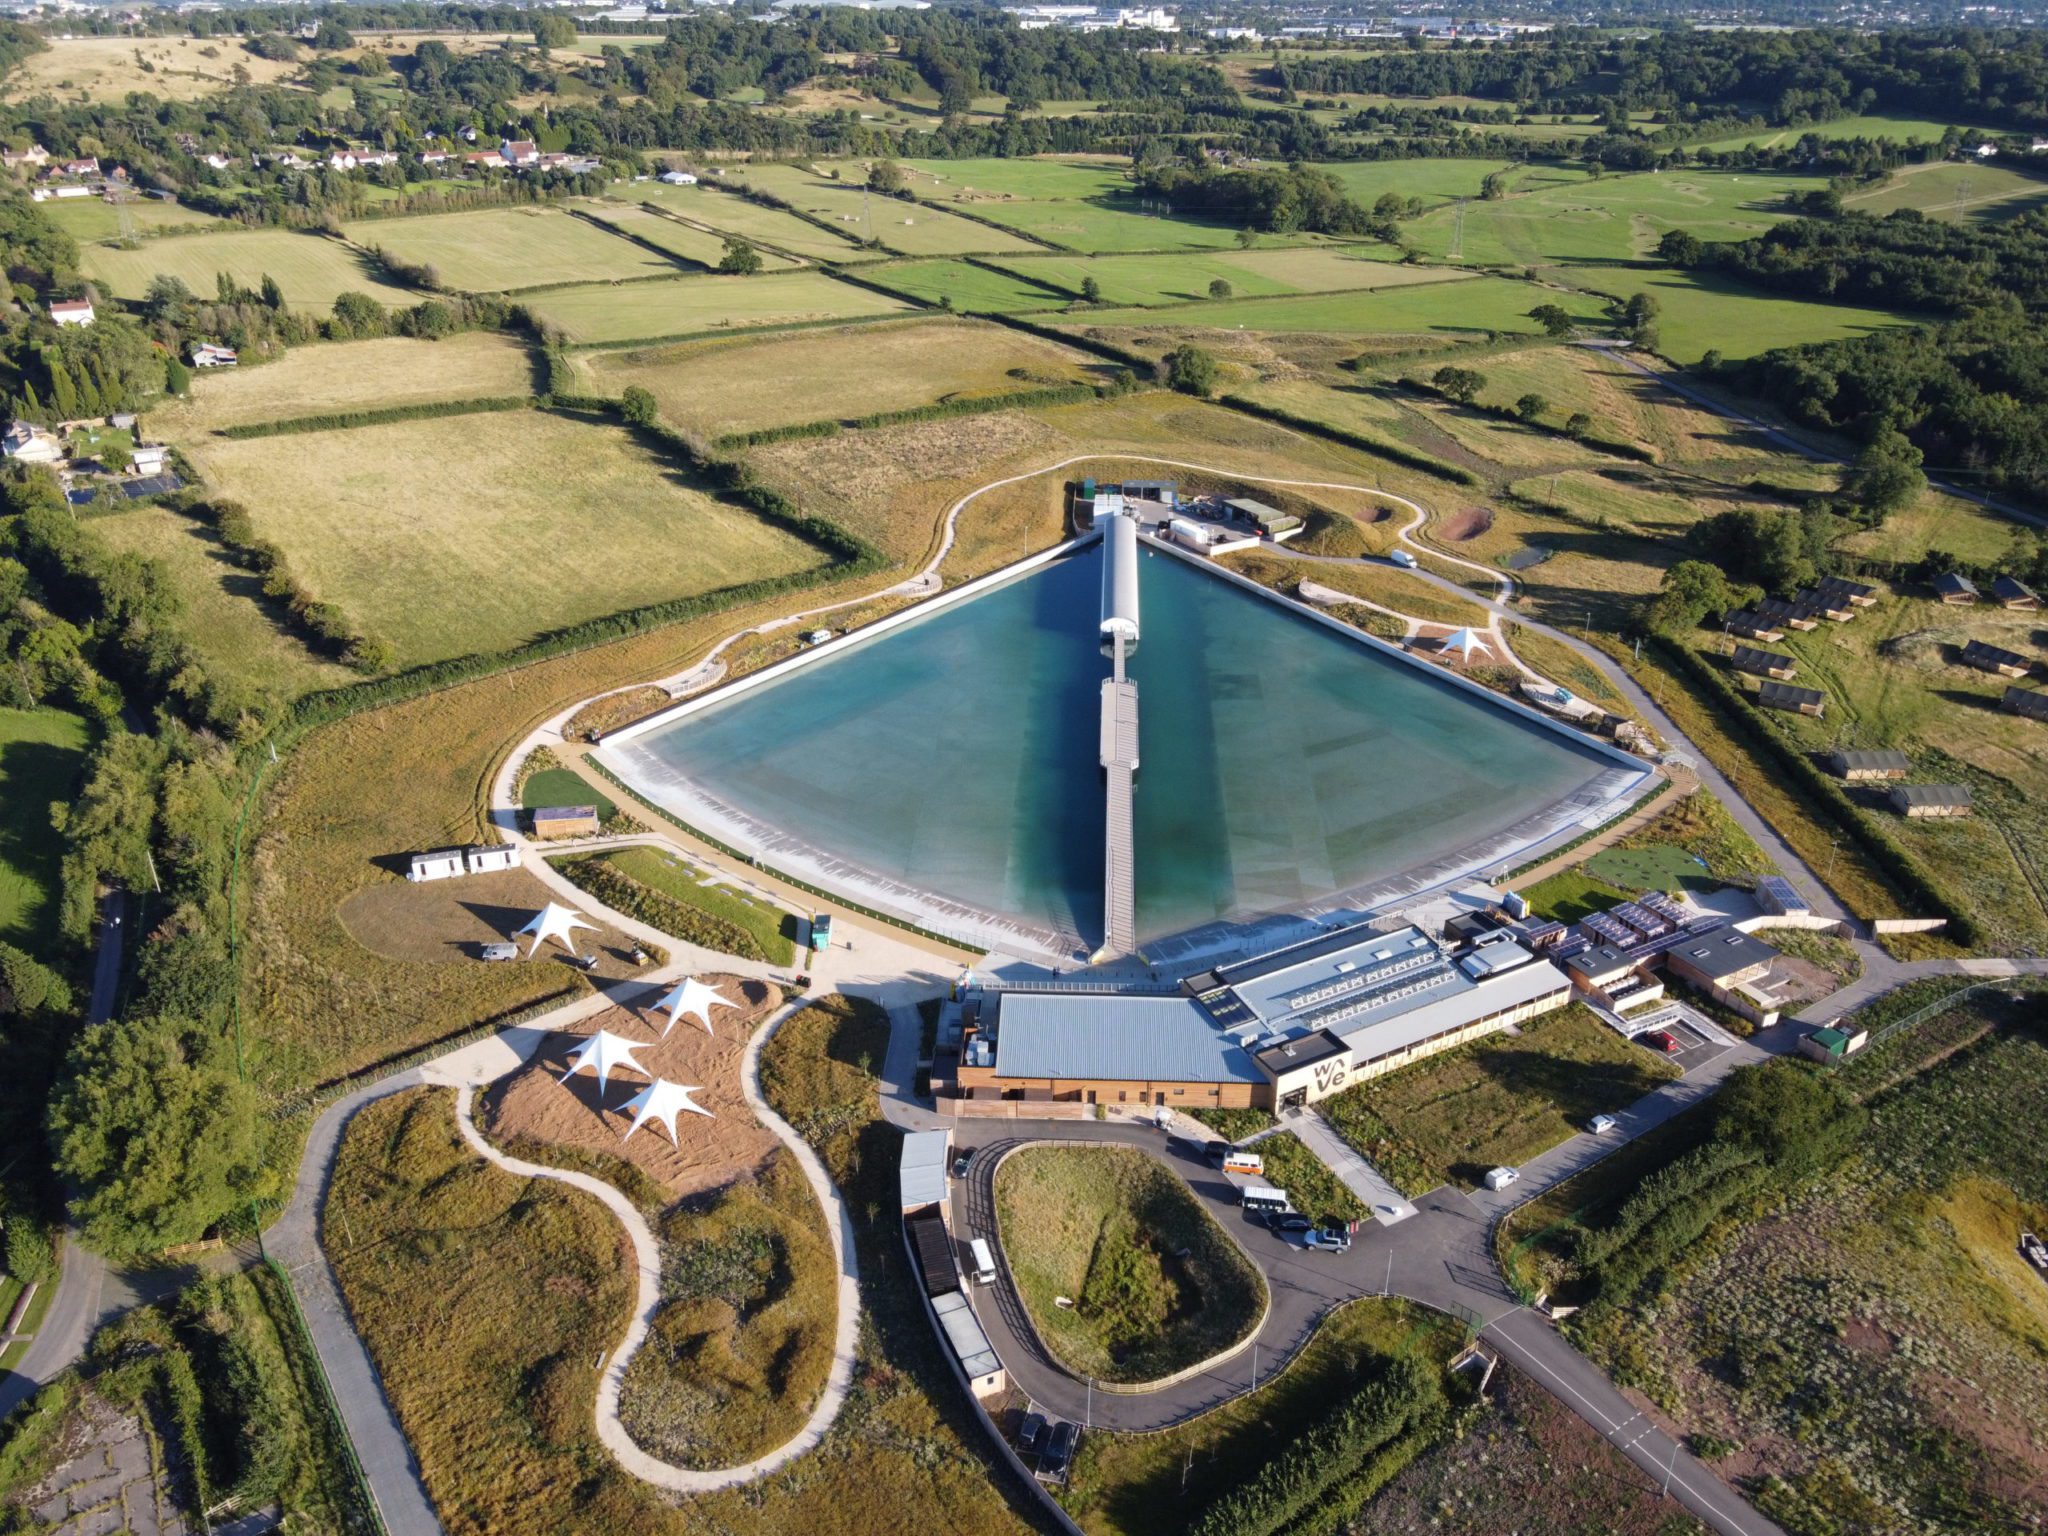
2;421;61;463
50;297;94;326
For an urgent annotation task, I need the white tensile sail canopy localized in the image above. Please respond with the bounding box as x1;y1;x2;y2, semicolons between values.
1438;627;1493;661
559;1029;649;1095
618;1079;713;1145
652;976;740;1037
517;901;598;957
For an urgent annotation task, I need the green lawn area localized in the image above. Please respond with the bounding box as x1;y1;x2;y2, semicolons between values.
1404;167;1828;267
1073;274;1602;337
576;203;801;271
991;244;1418;307
898;157;1133;201
0;707;91;959
341;206;679;292
1318;158;1515;206
525;272;915;345
1060;1296;1463;1536
1693;113;1978;153
1582;842;1717;894
947;196;1269;253
519;765;616;820
43;196;224;242
81;227;419;312
1837;160;2048;222
993;1144;1265;1384
1254;1133;1368;1225
1555;265;1915;363
854;257;1069;312
1321;1003;1681;1194
603;845;797;965
1517;867;1630;923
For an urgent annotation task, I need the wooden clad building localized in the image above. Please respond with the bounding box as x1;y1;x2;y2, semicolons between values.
1758;680;1826;717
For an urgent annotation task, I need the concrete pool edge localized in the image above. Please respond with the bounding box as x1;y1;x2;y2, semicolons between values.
594;529;1661;965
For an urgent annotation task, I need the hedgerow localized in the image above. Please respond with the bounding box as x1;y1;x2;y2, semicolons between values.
182;496;389;672
216;394;536;440
713;380;1112;450
1220;392;1481;485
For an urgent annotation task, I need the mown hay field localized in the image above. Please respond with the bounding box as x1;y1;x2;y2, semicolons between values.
574;317;1100;437
92;504;359;704
341;206;678;292
1836;159;2048;222
577;202;801;270
81;227;419;310
989;243;1414;307
895;157;1132;201
3;33;303;102
178;408;827;667
526;271;914;345
944;194;1267;254
152;332;539;435
0;706;90;959
613;180;871;261
720;170;1045;256
1556;265;1911;363
1317;158;1517;206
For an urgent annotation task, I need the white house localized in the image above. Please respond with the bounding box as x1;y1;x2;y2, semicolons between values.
50;298;94;326
130;443;169;475
418;149;450;165
53;156;99;177
1;144;49;170
660;169;697;185
408;849;467;883
191;342;239;367
500;139;540;167
1973;143;1999;158
465;844;520;875
2;421;62;464
201;152;233;170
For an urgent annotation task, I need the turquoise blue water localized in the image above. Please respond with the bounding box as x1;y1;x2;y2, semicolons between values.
609;543;1618;947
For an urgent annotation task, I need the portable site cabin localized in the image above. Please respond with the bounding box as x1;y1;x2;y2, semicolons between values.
465;844;519;875
408;848;466;883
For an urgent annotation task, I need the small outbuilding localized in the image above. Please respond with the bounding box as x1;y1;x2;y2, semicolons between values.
1723;609;1785;642
1826;748;1910;781
1932;572;1980;605
530;804;601;839
1755;874;1810;917
1225;497;1302;539
1756;597;1820;631
1960;639;2032;679
408;849;467;883
1795;588;1856;623
1730;644;1797;680
1990;574;2039;610
1757;680;1826;717
1815;576;1878;608
1799;1024;1869;1065
2005;685;2048;722
1888;783;1972;818
465;844;520;874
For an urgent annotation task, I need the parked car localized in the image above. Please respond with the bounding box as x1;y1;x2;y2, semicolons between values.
1202;1140;1233;1167
1484;1166;1520;1191
1038;1421;1078;1481
1275;1214;1314;1233
1306;1225;1352;1253
1589;1113;1620;1135
1645;1030;1681;1054
952;1148;976;1179
1017;1412;1046;1458
2022;1231;2048;1275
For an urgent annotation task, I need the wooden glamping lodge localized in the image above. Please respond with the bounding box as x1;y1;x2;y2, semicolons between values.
1730;645;1798;681
1826;749;1910;782
1888;783;1973;819
1757;680;1826;717
1960;639;2033;679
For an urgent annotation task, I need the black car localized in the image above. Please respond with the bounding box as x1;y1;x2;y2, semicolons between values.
1017;1411;1047;1458
1275;1214;1314;1233
1202;1141;1233;1167
952;1148;975;1179
1038;1421;1078;1480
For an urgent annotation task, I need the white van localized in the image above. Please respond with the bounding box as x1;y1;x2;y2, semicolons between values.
1390;549;1418;570
968;1236;998;1286
1221;1150;1264;1178
1484;1166;1520;1192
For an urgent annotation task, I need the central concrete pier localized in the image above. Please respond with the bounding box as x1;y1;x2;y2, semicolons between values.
1097;514;1142;961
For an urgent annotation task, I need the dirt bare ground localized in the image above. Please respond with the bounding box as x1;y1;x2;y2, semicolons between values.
482;977;782;1201
1439;506;1495;541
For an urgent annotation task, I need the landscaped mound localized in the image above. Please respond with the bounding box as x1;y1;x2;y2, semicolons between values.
994;1144;1265;1384
481;976;780;1200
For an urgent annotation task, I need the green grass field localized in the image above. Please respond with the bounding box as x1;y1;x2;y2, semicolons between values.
574;203;801;271
92;505;361;702
947;195;1264;253
342;206;679;292
1406;168;1829;267
1074;273;1601;336
612;181;871;261
43;196;224;242
1694;113;1978;153
1318;158;1515;205
1517;868;1631;923
897;157;1133;201
0;707;90;959
80;227;419;311
1555;265;1913;361
176;409;828;666
519;765;617;820
990;245;1421;307
525;271;915;345
1582;842;1716;894
767;182;1043;256
1836;160;2048;222
854;257;1069;312
1321;1003;1680;1194
994;1144;1265;1383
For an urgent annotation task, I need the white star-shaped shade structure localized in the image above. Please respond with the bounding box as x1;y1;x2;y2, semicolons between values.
1438;627;1493;661
516;901;598;958
617;1079;714;1145
559;1029;649;1096
652;977;740;1037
